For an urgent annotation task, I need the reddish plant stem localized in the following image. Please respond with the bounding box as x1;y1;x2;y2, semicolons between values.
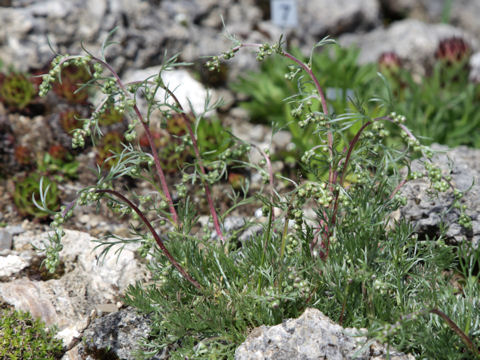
280;51;334;183
429;308;480;357
234;43;333;183
162;87;226;244
84;55;179;226
325;116;425;255
96;189;202;291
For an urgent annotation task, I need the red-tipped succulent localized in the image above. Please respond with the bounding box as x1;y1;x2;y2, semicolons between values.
378;51;402;75
95;131;125;169
139;128;189;173
52;64;91;104
48;144;68;161
435;37;471;65
14;145;34;166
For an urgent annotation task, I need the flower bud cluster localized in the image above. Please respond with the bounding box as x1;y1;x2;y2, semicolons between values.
400;131;421;149
138;194;153;205
102;78;117;95
290;104;304;118
205;169;220;184
205;48;239;71
389;112;406;124
393;194;408;207
263;267;310;309
297;181;332;207
285;234;299;256
256;42;282;62
138;235;154;258
143;86;156;102
125;123;137;142
50;205;74;229
371;121;390;138
219;144;250;161
44;227;65;273
78;189;101;205
458;212;472;229
285;267;310;295
176;183;187;198
92;62;103;79
38;55;92;97
108;201;132;216
425;164;442;182
373;278;390;295
72;129;88;148
422;146;434;159
454;189;464;199
285;65;301;81
299;112;328;128
408;171;423;180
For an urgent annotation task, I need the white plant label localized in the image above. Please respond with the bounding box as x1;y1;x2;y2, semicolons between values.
271;0;298;28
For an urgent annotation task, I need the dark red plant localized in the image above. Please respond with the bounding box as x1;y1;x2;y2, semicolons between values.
48;144;68;161
378;51;402;75
435;37;471;65
14;145;34;166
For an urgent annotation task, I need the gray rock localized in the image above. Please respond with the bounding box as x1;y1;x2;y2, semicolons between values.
0;230;149;348
223;216;247;233
6;224;25;236
339;19;477;76
400;144;480;246
380;0;480;40
297;0;380;38
272;130;292;150
235;308;413;360
0;0;382;79
0;254;29;278
469;51;480;83
76;307;165;360
0;228;12;250
239;224;263;243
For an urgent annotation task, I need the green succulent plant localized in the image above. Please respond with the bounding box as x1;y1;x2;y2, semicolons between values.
138;115;244;174
59;109;84;136
0;72;36;110
37;144;79;180
0;307;63;360
95;131;126;169
196;116;246;162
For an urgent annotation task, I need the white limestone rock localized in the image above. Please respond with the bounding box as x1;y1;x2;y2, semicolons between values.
0;230;149;348
235;308;414;360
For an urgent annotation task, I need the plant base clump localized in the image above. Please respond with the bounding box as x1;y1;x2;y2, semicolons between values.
36;29;479;360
